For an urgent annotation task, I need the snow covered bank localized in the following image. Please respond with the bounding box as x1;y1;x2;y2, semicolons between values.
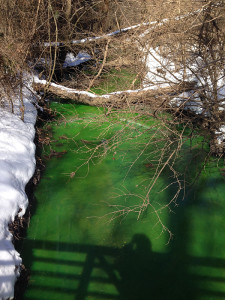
143;46;225;145
0;79;37;299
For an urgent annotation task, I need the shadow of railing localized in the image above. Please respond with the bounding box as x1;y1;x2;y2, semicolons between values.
18;236;225;300
16;147;225;300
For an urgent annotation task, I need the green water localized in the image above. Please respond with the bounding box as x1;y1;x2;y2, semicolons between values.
19;103;225;300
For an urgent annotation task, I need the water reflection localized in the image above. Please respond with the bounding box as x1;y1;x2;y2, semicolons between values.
16;236;225;300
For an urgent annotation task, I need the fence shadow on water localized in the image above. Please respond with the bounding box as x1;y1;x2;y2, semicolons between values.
17;234;225;300
15;146;225;300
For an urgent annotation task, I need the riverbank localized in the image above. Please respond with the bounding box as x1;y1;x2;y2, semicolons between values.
0;77;37;300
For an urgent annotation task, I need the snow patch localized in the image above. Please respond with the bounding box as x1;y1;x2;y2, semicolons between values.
0;77;37;299
63;52;92;68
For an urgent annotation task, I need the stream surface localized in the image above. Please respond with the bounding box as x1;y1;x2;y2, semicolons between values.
19;102;225;300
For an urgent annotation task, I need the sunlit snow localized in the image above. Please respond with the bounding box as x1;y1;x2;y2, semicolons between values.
63;51;92;68
0;77;37;299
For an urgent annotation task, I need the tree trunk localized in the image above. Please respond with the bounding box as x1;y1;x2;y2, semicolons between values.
33;80;195;109
64;0;71;29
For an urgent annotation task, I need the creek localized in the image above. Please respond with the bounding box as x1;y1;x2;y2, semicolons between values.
18;101;225;300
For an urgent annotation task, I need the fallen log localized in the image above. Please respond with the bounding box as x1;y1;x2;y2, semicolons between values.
33;78;196;109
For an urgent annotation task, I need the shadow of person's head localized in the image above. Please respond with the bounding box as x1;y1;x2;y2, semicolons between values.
130;233;152;254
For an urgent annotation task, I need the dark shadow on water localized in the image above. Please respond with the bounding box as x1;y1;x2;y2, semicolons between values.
16;235;225;300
